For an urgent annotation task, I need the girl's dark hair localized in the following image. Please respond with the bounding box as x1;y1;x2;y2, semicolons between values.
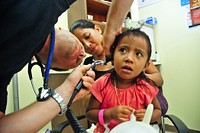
69;19;95;33
110;28;152;62
101;28;156;92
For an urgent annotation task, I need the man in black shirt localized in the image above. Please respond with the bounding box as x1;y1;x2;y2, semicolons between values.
0;0;95;132
0;0;134;131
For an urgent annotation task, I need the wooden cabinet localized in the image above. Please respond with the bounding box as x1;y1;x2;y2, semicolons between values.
87;0;110;22
67;0;130;29
68;0;110;27
48;73;89;133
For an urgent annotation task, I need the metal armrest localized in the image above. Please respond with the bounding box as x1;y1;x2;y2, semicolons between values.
163;114;190;133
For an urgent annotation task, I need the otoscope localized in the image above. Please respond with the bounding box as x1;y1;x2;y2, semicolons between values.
67;60;105;108
65;60;105;133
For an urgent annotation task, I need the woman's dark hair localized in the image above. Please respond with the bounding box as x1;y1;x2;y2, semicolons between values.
69;19;95;33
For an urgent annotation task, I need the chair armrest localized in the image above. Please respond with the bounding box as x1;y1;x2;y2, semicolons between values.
53;115;86;133
164;114;190;133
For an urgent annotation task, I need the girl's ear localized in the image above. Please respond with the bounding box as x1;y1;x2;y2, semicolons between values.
94;25;102;34
143;60;150;71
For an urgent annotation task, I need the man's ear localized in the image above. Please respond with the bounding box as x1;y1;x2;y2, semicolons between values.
143;60;150;71
94;25;102;34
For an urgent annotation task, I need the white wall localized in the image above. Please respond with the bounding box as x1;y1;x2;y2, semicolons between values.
139;0;200;130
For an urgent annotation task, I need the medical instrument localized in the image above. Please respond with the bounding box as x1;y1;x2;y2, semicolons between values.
65;59;105;133
28;54;44;96
28;27;55;101
67;60;105;108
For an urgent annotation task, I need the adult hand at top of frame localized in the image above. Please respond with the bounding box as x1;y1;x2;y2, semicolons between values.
59;65;95;103
103;26;122;56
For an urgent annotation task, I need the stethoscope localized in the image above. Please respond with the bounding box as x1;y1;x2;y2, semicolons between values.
27;27;105;132
28;27;55;101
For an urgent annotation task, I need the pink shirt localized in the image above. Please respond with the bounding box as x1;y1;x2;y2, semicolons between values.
91;73;159;133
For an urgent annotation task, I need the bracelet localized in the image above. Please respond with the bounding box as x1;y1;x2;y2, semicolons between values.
51;90;67;116
98;109;105;125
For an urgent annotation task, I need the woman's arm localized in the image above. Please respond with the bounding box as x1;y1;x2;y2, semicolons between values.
145;60;164;87
103;0;134;56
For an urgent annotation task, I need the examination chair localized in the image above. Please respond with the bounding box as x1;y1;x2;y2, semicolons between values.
52;87;190;133
158;87;190;133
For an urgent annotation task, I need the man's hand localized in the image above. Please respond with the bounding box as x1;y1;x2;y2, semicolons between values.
58;65;95;103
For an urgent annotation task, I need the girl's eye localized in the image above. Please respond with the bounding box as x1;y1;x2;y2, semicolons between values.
136;52;142;57
119;47;127;53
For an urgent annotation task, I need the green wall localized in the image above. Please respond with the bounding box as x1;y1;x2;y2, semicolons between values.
139;0;200;130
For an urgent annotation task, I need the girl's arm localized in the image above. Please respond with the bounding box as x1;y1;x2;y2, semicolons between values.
150;97;162;122
86;95;101;123
86;95;134;124
134;97;161;123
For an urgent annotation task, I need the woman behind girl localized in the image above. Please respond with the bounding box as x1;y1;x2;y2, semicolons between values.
85;28;162;133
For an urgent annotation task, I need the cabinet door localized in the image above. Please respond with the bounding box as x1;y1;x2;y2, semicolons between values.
68;0;87;27
141;25;156;60
48;73;89;133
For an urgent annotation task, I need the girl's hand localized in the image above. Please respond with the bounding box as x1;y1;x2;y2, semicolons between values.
109;106;133;122
134;109;146;121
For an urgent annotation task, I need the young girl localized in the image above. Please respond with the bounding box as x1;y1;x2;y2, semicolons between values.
86;28;162;133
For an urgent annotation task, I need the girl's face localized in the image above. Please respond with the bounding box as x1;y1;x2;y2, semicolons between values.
72;26;103;56
113;35;149;81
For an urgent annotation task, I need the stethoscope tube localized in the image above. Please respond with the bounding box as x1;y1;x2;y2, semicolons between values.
43;28;55;89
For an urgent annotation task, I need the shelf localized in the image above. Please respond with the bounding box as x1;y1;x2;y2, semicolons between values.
153;62;161;66
87;0;111;22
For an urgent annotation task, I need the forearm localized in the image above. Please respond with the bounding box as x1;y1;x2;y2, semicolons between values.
0;75;76;132
151;109;162;123
103;0;134;55
106;0;134;32
150;97;162;123
145;72;164;87
86;109;99;123
0;98;60;132
86;108;113;124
